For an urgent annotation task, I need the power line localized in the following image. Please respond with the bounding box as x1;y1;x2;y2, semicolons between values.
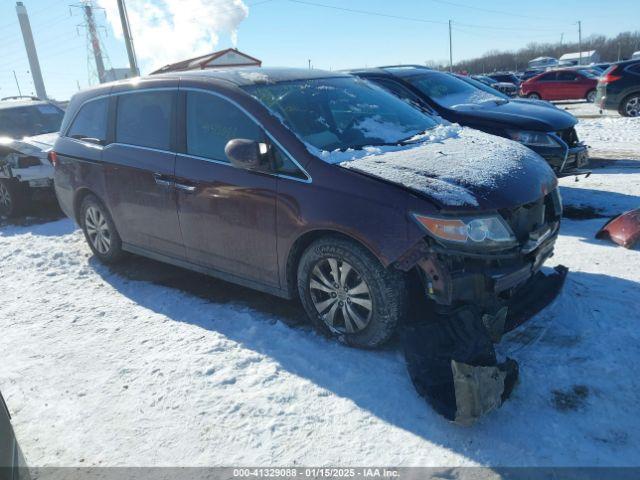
425;0;561;22
286;0;448;25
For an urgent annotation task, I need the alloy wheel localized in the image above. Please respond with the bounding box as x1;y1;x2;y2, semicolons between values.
0;183;11;210
587;90;597;103
85;205;111;254
309;257;373;334
625;96;640;117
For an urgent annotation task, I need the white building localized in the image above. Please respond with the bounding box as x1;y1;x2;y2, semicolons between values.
151;49;262;74
558;50;600;66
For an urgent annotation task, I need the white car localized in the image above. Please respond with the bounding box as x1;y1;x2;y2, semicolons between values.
0;97;63;216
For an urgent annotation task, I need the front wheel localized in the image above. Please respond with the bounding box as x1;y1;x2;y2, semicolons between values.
527;92;541;100
80;194;124;264
586;89;597;103
297;236;408;349
0;179;24;218
619;94;640;117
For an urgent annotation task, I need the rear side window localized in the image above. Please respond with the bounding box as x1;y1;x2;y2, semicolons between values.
185;91;262;162
556;71;577;81
67;98;108;143
116;91;173;150
628;63;640;74
536;72;555;82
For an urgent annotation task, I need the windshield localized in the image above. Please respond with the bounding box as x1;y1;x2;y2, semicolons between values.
243;77;438;151
0;103;64;138
410;73;504;108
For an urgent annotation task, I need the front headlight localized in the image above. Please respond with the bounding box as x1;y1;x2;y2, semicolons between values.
506;130;559;147
413;214;517;249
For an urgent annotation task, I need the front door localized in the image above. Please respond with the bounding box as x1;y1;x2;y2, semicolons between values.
175;89;279;287
102;89;184;259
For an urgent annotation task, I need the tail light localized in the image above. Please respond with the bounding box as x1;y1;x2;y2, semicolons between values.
600;67;622;85
48;150;59;167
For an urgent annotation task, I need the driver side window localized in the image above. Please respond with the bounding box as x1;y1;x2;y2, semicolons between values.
186;91;262;163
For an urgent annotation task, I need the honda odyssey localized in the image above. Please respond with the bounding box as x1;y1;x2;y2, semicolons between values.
53;68;562;348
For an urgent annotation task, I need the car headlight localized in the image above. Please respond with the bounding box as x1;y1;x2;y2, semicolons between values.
413;214;517;248
506;130;559;147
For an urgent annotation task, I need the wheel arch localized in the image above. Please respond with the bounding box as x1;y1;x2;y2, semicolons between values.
72;187;107;225
284;228;388;298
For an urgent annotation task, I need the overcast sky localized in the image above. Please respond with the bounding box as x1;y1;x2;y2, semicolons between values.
1;0;638;101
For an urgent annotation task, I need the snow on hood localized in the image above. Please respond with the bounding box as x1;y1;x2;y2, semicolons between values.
312;125;554;208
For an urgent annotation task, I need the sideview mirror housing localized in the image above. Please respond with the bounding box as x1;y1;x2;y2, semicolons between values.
225;139;269;171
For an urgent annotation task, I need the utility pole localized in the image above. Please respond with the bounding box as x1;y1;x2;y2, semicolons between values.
448;20;453;72
15;2;47;99
83;3;106;83
560;32;564;45
578;21;582;65
617;42;621;62
13;71;22;97
116;0;139;76
308;59;311;70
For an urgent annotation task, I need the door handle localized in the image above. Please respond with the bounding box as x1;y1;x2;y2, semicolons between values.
153;173;173;187
175;182;196;193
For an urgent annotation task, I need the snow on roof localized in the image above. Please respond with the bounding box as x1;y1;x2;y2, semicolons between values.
559;51;597;61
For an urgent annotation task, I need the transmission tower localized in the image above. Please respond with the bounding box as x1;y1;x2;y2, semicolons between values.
72;1;112;85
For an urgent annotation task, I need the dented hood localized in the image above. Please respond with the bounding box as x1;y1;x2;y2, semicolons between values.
337;126;558;211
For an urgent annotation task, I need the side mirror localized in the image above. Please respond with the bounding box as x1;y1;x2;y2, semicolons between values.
224;139;269;171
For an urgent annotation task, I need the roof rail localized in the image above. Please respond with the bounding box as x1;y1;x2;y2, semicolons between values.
378;64;431;70
1;95;41;101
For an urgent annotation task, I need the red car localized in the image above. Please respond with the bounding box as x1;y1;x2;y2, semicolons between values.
520;69;598;102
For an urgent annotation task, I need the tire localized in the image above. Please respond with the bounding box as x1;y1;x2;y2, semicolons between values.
80;194;124;264
586;89;597;103
618;94;640;117
527;93;541;100
297;236;408;349
0;179;25;218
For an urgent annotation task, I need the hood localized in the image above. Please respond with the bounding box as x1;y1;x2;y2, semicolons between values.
20;132;59;151
450;99;577;131
325;125;557;211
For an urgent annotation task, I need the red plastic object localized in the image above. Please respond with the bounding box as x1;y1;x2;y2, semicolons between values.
596;209;640;249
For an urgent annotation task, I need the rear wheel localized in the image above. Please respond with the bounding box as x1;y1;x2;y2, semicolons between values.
619;94;640;117
297;236;408;349
527;92;541;100
0;179;24;218
80;194;124;263
586;89;597;103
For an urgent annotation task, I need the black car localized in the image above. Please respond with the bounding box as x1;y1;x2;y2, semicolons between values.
0;391;29;479
596;59;640;117
487;72;521;86
470;75;518;97
350;66;589;175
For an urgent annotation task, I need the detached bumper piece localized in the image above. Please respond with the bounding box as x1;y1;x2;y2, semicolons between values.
402;266;567;425
401;308;518;426
504;265;568;332
595;208;640;249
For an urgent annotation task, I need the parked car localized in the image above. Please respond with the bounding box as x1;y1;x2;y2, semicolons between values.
470;75;518;97
520;69;599;102
350;65;589;174
487;72;521;87
596;59;640;117
52;68;563;348
0;390;29;479
0;97;63;216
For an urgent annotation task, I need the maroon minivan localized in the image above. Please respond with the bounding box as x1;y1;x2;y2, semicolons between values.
52;68;562;348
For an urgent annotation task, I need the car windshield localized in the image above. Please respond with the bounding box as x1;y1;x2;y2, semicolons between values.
458;75;510;100
242;77;439;151
408;73;504;108
0;103;64;138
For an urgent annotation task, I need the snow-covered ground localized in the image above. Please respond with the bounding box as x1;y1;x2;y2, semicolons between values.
1;119;639;468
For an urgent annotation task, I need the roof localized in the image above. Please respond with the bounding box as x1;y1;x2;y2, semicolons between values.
347;65;434;78
155;67;349;86
559;51;597;61
151;48;262;74
0;98;50;110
